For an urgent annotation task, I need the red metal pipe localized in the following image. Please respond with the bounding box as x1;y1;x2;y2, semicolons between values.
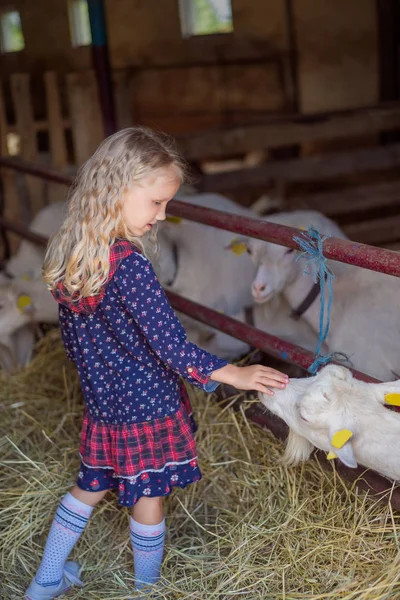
0;157;73;185
0;216;48;247
168;200;400;278
0;157;400;277
1;157;400;278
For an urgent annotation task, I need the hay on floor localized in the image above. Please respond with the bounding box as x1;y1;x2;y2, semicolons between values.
1;330;400;600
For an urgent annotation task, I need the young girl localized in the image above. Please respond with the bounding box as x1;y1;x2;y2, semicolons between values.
25;127;288;599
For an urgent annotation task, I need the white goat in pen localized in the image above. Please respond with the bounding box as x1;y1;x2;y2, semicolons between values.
0;202;66;370
5;201;67;279
243;210;400;381
259;363;400;481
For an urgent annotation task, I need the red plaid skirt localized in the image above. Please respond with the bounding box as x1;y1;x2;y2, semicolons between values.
79;385;198;479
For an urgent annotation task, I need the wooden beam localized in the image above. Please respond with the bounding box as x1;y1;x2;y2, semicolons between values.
197;143;400;192
343;215;400;247
44;72;68;169
113;69;133;129
0;79;8;156
66;70;104;165
2;119;72;134
0;79;20;254
178;103;400;160
10;73;44;218
44;72;70;206
291;180;400;217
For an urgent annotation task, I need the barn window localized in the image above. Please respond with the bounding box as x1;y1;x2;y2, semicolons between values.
68;0;92;47
0;10;25;53
7;132;20;156
179;0;233;38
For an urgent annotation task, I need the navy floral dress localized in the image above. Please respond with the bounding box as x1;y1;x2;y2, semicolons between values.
52;240;228;506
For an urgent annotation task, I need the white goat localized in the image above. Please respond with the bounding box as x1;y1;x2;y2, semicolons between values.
0;202;66;370
0;278;59;371
259;364;400;482
246;210;400;381
6;201;66;278
0;278;59;337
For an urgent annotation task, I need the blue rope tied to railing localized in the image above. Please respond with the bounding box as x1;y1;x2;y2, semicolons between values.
292;227;343;374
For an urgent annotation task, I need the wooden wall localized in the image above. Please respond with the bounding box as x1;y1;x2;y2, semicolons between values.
0;0;379;134
294;0;378;112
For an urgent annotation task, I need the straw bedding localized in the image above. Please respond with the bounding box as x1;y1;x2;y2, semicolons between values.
1;330;400;599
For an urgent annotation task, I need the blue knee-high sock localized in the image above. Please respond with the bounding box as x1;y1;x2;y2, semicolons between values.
130;516;165;589
35;492;93;587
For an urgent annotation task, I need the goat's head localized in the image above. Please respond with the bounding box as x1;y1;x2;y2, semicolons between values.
0;283;35;338
230;210;347;304
248;239;300;303
259;364;360;469
225;235;299;302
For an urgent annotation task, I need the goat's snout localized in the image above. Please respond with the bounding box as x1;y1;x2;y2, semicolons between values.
251;280;271;302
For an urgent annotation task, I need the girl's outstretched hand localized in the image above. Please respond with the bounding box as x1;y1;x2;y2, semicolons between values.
210;364;289;395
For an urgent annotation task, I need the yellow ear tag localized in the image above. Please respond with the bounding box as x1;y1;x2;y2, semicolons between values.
21;274;31;281
327;451;338;460
165;216;182;224
17;295;32;313
384;393;400;407
230;242;247;256
331;429;353;449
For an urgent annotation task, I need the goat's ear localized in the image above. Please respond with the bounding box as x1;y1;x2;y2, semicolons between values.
329;426;358;469
16;294;34;314
165;216;182;225
384;393;400;407
319;364;352;381
225;237;250;256
282;429;314;465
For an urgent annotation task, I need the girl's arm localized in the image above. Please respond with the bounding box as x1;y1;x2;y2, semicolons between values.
114;252;228;392
209;363;288;396
115;252;288;396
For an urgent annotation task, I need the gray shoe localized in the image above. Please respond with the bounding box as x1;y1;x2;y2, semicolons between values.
25;561;83;599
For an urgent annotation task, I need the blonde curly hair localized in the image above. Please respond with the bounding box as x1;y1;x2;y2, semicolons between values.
43;127;187;299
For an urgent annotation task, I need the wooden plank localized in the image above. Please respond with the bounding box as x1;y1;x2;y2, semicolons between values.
0;80;21;254
384;242;400;251
44;72;68;169
66;70;104;165
343;214;400;246
291;180;400;216
10;73;43;218
197;143;400;192
0;79;8;156
177;103;400;160
3;119;71;134
113;69;133;129
44;72;69;207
